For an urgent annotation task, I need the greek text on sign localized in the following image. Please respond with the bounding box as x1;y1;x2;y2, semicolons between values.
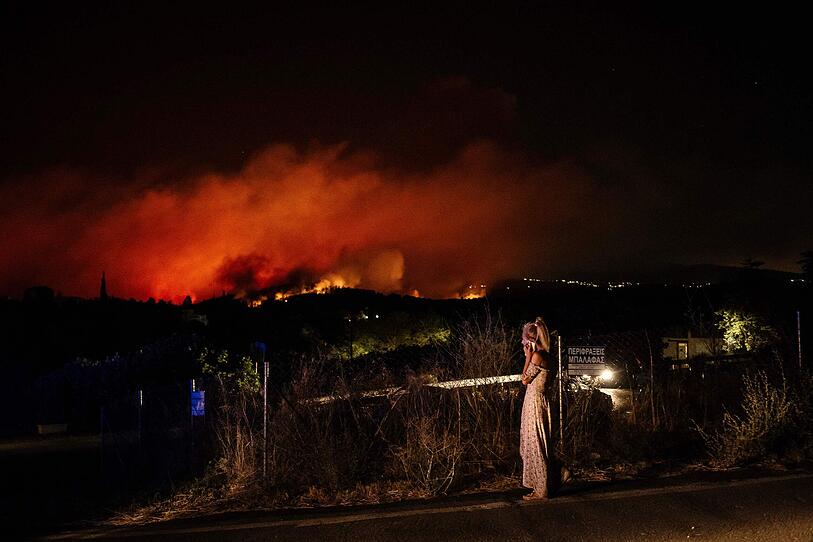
567;346;606;376
567;346;605;364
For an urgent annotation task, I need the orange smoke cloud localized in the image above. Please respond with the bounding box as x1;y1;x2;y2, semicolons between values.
0;142;594;300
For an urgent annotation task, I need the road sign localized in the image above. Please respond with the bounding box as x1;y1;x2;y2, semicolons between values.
566;345;607;376
191;390;205;417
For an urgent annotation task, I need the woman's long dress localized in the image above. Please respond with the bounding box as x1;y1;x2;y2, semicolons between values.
520;364;556;496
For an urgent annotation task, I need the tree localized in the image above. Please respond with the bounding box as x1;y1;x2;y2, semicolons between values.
199;348;260;393
715;309;778;353
798;250;813;283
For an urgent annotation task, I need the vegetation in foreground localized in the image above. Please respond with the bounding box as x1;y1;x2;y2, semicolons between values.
112;311;813;525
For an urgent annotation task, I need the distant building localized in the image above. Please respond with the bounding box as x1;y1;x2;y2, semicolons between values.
181;309;208;326
662;331;719;369
23;285;55;303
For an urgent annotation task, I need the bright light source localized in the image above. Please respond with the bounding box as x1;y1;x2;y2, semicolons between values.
600;368;614;382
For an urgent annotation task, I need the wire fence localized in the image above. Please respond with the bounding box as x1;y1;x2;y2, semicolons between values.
27;309;807;501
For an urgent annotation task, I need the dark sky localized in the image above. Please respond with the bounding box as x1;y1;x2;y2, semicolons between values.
1;4;811;298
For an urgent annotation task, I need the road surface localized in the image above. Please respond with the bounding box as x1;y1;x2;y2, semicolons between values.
42;472;813;541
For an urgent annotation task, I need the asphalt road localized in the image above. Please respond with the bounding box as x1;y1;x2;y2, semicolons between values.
42;472;813;542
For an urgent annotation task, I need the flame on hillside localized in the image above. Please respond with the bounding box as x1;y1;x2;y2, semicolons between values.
0;141;594;301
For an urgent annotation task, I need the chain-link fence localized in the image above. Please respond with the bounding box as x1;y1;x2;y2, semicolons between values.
24;308;809;503
99;378;214;496
552;322;805;465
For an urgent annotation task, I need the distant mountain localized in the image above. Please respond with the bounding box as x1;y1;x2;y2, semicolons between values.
499;264;802;291
631;264;802;285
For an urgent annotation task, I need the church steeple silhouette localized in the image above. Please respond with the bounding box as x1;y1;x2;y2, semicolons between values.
100;272;108;300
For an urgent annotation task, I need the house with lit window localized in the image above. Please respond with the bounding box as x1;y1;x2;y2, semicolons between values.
662;331;719;369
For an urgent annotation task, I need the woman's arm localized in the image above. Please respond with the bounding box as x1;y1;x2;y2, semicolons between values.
523;351;550;385
531;351;551;370
521;344;532;385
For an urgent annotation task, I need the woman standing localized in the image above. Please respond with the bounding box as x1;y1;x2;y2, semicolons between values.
519;317;558;500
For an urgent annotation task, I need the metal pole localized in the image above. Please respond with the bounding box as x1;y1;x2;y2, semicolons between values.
646;330;656;428
99;406;104;474
137;389;142;451
557;335;563;449
262;355;269;484
189;379;194;473
798;310;802;370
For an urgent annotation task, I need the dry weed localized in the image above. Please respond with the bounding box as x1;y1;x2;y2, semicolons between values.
698;371;793;467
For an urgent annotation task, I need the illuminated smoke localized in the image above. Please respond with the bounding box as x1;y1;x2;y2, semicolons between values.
0;141;598;301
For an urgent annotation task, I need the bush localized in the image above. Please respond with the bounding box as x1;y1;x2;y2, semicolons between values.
699;371;793;467
268;354;380;492
390;409;464;495
561;385;613;464
449;311;517;379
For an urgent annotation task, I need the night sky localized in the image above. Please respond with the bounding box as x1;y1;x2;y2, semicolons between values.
2;4;811;300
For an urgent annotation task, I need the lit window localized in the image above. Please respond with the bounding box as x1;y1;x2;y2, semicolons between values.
677;342;688;360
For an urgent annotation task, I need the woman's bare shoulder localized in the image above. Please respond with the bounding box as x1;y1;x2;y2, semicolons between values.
531;350;551;369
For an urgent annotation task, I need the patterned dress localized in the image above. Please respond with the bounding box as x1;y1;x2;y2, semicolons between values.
520;360;556;497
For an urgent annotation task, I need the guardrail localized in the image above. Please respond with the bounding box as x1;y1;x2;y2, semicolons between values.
306;374;629;410
307;374;524;404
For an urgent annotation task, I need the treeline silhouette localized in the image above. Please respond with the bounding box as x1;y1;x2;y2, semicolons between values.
0;267;809;437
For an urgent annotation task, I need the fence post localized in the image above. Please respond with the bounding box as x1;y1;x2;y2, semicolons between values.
263;357;269;484
557;335;564;452
645;330;657;428
137;389;143;451
798;310;802;370
99;406;105;474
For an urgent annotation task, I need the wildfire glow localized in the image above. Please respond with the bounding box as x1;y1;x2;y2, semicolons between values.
0;142;592;301
272;274;355;301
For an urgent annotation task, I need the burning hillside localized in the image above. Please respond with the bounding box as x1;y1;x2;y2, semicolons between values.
0;141;598;301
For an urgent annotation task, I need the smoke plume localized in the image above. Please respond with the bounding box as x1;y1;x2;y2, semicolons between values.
1;141;601;300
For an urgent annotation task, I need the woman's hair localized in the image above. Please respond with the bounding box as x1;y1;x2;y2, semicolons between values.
522;317;551;353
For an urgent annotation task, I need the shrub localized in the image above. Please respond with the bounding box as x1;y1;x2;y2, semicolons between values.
390;410;464;495
268;355;379;491
561;384;613;464
698;371;793;467
448;310;517;379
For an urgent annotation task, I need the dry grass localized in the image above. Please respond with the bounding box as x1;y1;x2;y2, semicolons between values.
389;399;465;495
113;313;525;524
560;385;613;464
698;371;794;468
111;316;813;527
